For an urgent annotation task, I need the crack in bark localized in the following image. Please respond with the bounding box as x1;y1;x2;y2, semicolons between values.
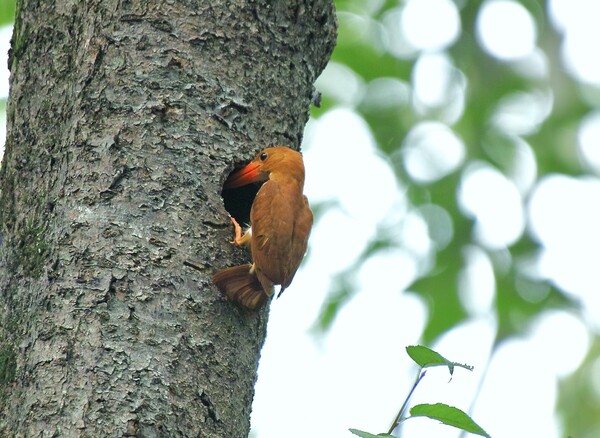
200;390;220;423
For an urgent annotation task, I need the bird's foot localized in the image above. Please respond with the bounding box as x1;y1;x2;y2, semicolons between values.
230;217;251;246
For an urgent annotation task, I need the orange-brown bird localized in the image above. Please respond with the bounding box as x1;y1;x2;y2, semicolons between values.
213;146;313;310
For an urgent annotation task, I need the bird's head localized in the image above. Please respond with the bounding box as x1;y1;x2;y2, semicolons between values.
224;146;305;189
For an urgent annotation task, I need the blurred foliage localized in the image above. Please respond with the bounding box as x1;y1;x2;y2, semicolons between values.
312;0;578;341
0;0;15;27
0;0;15;112
558;336;600;438
311;0;600;436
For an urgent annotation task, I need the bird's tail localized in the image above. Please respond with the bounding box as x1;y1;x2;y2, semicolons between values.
212;264;268;310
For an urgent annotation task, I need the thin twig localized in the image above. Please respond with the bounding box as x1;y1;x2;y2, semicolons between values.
458;348;495;438
387;369;427;436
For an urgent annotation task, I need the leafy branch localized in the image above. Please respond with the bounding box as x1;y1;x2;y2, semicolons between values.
350;345;490;438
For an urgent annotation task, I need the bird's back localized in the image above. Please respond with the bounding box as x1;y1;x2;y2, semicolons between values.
250;178;312;290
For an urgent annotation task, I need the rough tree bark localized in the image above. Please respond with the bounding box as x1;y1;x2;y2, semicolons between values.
0;1;335;436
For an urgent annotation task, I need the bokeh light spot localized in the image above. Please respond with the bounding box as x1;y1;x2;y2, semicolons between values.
459;163;525;249
401;0;461;51
361;77;410;110
528;175;600;326
412;52;467;123
474;338;560;438
491;89;553;136
458;245;496;316
530;311;590;377
401;121;466;184
476;0;537;60
314;62;365;107
550;0;600;84
418;204;454;250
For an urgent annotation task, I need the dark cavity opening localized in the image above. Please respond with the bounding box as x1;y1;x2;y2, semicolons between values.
221;168;263;228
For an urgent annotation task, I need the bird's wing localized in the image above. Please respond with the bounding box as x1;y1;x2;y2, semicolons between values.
281;195;313;290
250;180;295;285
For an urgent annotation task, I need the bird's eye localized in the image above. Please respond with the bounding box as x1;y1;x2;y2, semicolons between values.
260;152;268;161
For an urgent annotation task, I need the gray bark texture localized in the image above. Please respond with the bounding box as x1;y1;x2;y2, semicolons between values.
0;1;335;436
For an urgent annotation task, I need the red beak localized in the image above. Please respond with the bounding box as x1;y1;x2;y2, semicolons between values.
224;162;263;189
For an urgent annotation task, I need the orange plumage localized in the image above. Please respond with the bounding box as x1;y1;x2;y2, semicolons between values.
213;147;313;309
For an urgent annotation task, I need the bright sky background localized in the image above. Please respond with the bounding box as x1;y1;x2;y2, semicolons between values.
1;1;600;437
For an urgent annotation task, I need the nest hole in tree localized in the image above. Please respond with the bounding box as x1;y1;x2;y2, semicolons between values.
221;167;263;228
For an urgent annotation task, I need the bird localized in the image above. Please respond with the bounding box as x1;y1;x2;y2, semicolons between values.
213;146;313;310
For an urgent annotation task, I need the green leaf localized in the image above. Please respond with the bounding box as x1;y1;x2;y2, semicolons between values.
406;345;448;367
405;345;473;375
410;403;491;437
348;429;395;438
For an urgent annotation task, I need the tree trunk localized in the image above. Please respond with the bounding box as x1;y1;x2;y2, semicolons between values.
0;1;335;436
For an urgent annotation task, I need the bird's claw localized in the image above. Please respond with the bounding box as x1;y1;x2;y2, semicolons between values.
230;216;249;246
